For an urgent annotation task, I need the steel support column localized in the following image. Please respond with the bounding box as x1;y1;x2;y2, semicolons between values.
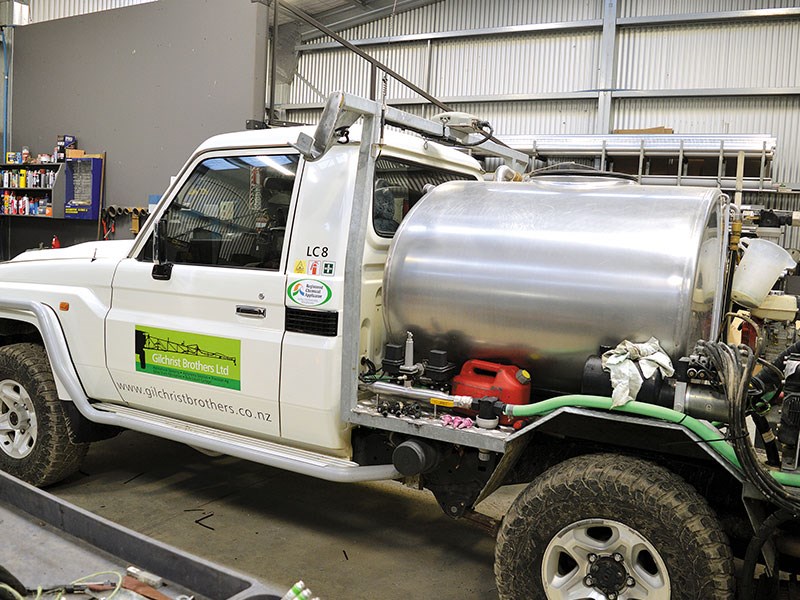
596;0;618;134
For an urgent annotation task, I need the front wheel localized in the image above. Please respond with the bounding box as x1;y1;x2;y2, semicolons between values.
0;343;88;486
494;453;734;599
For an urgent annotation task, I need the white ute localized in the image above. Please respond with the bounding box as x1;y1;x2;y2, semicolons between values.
2;92;800;600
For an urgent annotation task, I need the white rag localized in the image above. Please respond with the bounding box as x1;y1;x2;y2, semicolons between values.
601;337;675;408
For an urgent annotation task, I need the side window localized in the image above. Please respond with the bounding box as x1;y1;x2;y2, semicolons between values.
141;154;299;270
373;158;475;237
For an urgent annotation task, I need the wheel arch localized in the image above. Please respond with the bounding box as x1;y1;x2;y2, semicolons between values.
477;407;743;508
0;310;72;401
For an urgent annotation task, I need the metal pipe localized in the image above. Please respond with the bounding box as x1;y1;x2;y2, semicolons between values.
277;2;452;112
268;0;279;125
8;299;399;483
363;380;475;409
734;150;745;207
1;27;9;159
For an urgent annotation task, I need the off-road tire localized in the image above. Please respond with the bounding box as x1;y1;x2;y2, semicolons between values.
495;453;734;599
0;343;88;486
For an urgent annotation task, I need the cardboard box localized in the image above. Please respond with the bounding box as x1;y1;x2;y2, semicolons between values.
612;126;674;134
66;149;85;159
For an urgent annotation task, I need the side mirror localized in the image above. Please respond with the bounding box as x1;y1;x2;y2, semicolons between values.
151;218;173;281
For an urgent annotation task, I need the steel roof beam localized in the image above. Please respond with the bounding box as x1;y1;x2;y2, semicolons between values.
298;0;441;42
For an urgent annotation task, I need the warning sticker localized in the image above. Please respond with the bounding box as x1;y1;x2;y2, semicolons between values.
134;326;241;390
292;259;336;277
287;279;332;306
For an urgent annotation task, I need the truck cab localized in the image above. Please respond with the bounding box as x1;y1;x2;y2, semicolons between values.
104;125;482;456
0;115;485;480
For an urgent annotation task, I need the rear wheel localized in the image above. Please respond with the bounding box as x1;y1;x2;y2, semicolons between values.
0;343;88;486
494;453;734;599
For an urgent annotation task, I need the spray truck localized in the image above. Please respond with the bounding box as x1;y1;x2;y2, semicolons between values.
1;92;800;599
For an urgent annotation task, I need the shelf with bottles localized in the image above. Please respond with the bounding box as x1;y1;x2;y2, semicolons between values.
0;162;66;217
0;190;54;217
0;164;60;189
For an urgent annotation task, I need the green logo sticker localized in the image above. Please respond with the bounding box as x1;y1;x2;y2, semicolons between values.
134;326;241;390
287;279;332;306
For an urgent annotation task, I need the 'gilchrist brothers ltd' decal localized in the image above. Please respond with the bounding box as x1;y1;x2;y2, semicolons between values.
134;326;241;390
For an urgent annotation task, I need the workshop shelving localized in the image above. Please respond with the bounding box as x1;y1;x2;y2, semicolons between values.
0;161;66;217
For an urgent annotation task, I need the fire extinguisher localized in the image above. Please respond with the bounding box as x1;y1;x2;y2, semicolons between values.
51;235;60;249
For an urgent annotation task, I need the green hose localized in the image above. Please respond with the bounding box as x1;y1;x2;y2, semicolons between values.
506;394;800;487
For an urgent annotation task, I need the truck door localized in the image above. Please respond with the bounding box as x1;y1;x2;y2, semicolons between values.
105;152;301;439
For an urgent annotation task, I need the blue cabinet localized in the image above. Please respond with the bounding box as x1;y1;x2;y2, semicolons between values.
65;157;103;220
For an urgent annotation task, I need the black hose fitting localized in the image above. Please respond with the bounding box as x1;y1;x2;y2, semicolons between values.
471;396;506;417
751;412;781;467
753;340;800;393
470;396;506;430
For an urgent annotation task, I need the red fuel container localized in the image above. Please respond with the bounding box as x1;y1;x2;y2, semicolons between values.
452;359;531;425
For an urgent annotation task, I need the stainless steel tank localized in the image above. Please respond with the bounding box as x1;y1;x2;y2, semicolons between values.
383;176;728;394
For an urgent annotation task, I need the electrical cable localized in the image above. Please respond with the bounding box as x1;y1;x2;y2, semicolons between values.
0;569;125;600
70;571;123;600
458;121;494;148
758;358;783;393
753;339;800;394
721;311;763;354
0;567;25;599
739;509;794;600
0;585;23;600
751;410;781;466
700;341;800;514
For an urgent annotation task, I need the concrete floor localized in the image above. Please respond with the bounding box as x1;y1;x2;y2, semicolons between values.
49;431;522;599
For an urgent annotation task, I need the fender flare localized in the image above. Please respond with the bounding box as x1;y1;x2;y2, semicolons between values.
474;405;743;506
0;301;83;402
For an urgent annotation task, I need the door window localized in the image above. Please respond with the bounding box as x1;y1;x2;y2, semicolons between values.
144;154;299;270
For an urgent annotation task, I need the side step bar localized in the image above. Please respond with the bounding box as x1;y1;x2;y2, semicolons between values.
94;401;376;477
6;299;400;483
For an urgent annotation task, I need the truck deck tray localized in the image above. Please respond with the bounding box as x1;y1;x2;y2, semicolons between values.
0;471;282;600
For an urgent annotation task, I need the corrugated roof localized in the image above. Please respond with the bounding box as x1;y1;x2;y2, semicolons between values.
27;0;435;29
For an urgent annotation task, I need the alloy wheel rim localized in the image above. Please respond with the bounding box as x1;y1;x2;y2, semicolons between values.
0;379;37;459
541;518;670;599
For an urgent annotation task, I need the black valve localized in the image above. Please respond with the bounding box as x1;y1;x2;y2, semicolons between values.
424;349;457;383
470;396;505;429
381;343;404;376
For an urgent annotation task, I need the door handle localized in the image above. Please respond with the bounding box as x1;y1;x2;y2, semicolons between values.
236;305;266;318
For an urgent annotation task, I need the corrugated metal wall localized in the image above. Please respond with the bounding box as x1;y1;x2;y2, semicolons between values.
28;0;156;23
619;0;799;18
286;0;800;189
453;100;599;137
433;31;599;97
617;19;800;90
